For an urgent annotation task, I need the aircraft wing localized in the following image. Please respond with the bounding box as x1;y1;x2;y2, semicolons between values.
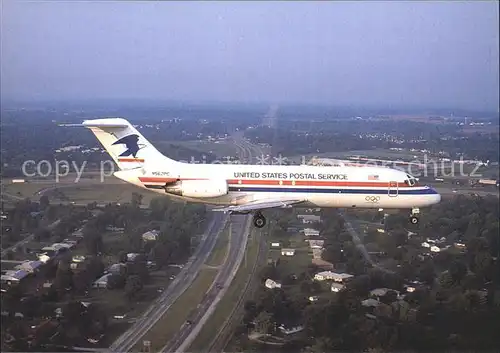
213;199;305;213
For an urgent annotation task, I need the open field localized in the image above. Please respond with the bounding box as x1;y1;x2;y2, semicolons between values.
206;224;230;267
156;140;240;159
288;148;428;162
2;180;157;205
189;227;264;352
134;268;218;352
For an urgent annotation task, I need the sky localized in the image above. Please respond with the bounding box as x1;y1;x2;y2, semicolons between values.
1;1;499;111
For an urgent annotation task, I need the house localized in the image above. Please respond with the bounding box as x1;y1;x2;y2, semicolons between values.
1;269;29;284
312;248;323;260
361;298;380;307
314;271;354;282
370;288;391;297
107;263;127;275
331;282;345;292
281;248;295;256
265;279;282;289
51;243;73;251
404;285;416;293
271;242;280;248
37;253;52;264
142;230;159;242
303;228;320;237
279;324;304;335
92;273;113;288
126;253;141;262
72;255;86;263
311;258;334;270
297;215;321;224
15;260;43;274
307;239;324;249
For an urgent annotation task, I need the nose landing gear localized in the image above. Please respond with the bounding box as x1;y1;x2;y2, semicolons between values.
253;211;267;228
409;207;420;224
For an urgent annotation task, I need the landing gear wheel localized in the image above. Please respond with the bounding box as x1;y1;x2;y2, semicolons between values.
410;216;419;224
253;214;266;228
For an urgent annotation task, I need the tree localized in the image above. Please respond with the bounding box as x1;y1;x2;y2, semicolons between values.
107;274;126;289
55;261;73;294
131;192;143;209
39;195;50;210
124;275;143;299
449;260;467;284
254;311;275;334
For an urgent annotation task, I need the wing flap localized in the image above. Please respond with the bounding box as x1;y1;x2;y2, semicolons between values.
213;199;305;213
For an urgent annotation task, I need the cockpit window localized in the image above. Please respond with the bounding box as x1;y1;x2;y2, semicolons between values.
405;174;417;186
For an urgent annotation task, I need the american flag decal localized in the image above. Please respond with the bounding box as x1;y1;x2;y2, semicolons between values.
368;175;379;180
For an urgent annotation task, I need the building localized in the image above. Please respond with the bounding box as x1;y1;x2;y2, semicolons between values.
126;253;141;262
297;215;321;224
281;248;296;256
265;279;282;289
369;288;400;297
142;230;159;242
92;273;112;289
307;239;324;249
311;248;323;260
303;228;320;237
361;298;380;307
311;258;334;270
314;271;354;282
15;260;43;274
1;269;29;285
279;324;304;335
331;283;345;292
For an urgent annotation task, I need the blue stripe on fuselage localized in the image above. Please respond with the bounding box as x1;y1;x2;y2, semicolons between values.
227;186;438;195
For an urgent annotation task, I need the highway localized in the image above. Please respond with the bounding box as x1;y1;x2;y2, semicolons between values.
160;214;251;353
109;211;228;352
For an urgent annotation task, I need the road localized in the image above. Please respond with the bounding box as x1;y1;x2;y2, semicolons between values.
160;214;251;353
109;211;228;352
339;210;395;274
1;218;61;257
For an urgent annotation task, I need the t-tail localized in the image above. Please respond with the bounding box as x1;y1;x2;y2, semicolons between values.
81;118;173;171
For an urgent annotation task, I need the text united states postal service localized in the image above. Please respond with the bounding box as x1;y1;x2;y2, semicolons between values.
233;172;348;180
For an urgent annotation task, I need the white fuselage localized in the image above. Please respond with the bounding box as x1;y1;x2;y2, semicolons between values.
116;160;441;210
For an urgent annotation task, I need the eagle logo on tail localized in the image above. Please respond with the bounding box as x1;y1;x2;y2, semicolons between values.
112;134;145;158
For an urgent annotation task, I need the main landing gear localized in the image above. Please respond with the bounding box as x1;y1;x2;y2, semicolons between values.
409;207;420;224
253;211;267;228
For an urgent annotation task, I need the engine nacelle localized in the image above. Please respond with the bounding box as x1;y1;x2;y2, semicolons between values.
164;179;228;198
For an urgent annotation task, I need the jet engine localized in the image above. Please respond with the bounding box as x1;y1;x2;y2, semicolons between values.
164;179;228;198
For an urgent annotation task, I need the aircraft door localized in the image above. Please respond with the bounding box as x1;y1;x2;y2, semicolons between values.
388;181;398;197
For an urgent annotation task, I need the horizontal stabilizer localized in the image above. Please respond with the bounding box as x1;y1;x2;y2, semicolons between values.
82;118;129;128
213;199;305;213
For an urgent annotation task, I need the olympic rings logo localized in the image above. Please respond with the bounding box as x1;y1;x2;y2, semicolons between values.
365;196;381;202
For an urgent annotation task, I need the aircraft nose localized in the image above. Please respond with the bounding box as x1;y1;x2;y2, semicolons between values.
430;187;441;204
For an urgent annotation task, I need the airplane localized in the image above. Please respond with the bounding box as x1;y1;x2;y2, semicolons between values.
75;118;441;228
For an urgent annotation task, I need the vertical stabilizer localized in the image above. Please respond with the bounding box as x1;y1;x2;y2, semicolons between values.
82;118;174;170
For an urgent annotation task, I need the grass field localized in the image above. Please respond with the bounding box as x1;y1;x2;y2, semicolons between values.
188;228;264;352
205;224;230;267
134;268;218;352
156;140;239;159
3;180;157;205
